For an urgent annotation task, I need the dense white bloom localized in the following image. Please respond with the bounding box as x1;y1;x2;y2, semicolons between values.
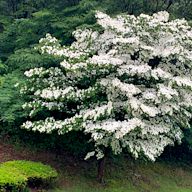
21;11;192;161
157;84;178;100
152;11;169;22
24;67;44;77
39;87;74;100
80;102;113;121
111;78;141;98
89;55;124;66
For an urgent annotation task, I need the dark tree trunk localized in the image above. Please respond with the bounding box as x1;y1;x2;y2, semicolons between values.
97;156;106;183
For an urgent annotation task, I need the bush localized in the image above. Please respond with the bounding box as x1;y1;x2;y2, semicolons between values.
0;168;27;192
0;160;58;191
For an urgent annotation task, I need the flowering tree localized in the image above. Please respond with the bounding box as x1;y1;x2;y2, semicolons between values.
20;11;192;181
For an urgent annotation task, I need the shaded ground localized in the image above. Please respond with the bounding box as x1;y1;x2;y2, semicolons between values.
1;141;192;192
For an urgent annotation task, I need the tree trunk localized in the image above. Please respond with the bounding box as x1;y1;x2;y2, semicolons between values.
97;156;106;184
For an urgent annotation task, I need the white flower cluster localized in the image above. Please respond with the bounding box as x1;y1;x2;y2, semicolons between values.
38;33;89;59
22;102;114;134
24;67;44;77
21;11;192;161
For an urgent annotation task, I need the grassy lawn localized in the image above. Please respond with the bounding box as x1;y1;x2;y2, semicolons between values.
50;158;192;192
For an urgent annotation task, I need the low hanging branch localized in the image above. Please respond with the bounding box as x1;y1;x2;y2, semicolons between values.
19;11;192;181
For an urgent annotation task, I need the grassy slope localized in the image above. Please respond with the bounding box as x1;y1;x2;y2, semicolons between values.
52;158;192;192
1;142;192;192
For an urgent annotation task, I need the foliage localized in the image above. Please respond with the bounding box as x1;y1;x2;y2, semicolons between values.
103;0;192;20
0;168;27;192
21;11;192;161
1;0;192;62
0;160;58;191
0;60;6;75
0;11;55;61
0;48;62;136
0;72;26;126
5;48;62;72
0;0;98;62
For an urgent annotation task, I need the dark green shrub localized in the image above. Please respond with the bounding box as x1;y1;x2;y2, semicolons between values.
0;160;58;191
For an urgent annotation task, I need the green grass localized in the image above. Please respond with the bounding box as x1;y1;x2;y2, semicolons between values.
48;158;192;192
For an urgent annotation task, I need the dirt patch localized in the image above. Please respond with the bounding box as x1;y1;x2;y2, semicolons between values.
0;142;52;163
0;141;77;167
